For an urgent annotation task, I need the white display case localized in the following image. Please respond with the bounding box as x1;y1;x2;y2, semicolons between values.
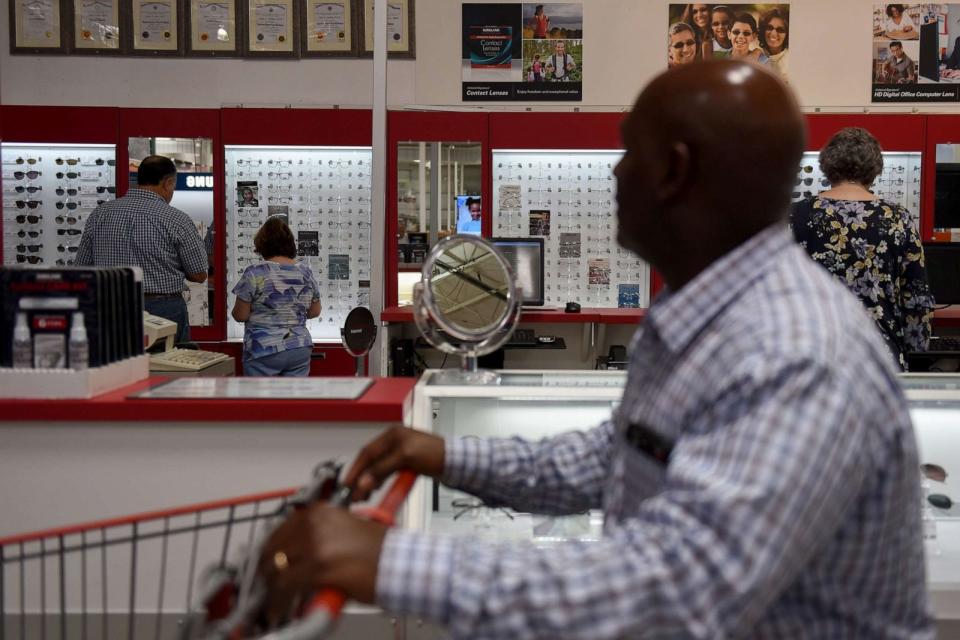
491;150;649;309
409;370;960;623
224;145;372;341
795;150;922;228
2;143;117;268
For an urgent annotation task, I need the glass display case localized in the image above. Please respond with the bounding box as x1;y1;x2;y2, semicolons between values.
409;370;960;619
2;143;116;268
409;370;625;545
491;150;649;309
224;145;372;341
795;150;922;228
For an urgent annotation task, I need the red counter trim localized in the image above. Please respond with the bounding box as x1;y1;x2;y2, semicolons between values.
381;306;646;325
0;377;416;423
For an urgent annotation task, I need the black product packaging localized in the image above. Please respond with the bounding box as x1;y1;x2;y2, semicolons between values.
124;267;145;356
1;267;107;368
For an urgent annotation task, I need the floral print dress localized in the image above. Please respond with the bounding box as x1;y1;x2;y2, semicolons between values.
790;196;934;370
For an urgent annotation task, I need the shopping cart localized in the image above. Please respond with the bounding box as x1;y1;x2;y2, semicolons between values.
0;461;416;640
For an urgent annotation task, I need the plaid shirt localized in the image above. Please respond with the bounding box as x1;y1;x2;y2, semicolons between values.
378;225;933;639
75;189;207;295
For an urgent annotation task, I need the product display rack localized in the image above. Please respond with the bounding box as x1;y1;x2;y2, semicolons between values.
491;149;649;309
794;150;922;229
1;143;117;268
224;145;373;342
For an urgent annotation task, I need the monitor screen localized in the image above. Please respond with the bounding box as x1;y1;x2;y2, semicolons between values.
919;21;940;82
923;242;960;305
456;195;482;235
490;237;545;306
935;165;960;230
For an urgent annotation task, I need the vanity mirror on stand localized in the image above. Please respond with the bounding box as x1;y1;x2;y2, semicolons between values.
413;235;521;385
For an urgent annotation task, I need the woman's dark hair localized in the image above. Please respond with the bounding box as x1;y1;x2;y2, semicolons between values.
137;155;176;186
534;4;543;14
819;127;885;187
681;4;712;37
254;215;297;259
886;4;905;18
732;12;758;34
759;8;789;52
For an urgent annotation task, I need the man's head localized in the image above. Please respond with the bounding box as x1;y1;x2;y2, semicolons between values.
137;155;177;203
730;12;758;56
668;23;697;66
466;197;481;221
554;40;565;55
889;41;904;58
614;60;804;288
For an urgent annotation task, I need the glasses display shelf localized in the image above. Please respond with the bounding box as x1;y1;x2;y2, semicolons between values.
2;143;117;268
491;150;649;310
224;145;373;342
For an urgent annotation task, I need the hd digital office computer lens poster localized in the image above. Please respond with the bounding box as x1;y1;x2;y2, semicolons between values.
872;4;960;102
462;3;583;101
667;4;791;83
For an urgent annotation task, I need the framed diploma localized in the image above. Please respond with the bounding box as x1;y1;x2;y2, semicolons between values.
301;0;355;56
244;0;299;57
72;0;121;53
10;0;67;53
187;0;239;56
360;0;414;58
129;0;183;55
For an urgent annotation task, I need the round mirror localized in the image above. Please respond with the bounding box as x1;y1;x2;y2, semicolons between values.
414;235;521;383
341;307;377;376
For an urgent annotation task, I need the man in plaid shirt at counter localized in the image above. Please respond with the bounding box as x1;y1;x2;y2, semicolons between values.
76;155;207;344
261;61;934;638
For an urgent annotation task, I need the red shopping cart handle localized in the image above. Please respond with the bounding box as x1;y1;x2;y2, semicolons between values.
305;470;417;620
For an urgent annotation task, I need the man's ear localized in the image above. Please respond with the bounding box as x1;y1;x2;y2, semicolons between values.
656;141;691;203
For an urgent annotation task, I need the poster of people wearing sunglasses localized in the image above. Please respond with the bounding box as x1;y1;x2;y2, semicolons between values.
667;4;790;82
872;4;960;102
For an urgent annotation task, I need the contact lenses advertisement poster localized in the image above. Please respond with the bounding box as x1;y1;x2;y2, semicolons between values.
667;4;790;82
871;4;960;102
461;3;583;101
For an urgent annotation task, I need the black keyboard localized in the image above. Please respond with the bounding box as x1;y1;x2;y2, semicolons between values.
928;336;960;352
507;328;538;347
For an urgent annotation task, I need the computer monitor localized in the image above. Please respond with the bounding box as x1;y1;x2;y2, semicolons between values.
919;21;940;82
455;195;482;235
923;242;960;305
489;237;545;306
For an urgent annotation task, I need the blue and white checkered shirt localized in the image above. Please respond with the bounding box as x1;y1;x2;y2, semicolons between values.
377;225;934;639
75;189;207;295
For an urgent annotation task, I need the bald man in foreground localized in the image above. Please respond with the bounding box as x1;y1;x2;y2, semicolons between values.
261;61;933;638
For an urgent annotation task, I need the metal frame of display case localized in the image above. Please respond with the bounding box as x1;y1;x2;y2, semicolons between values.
118;107;224;342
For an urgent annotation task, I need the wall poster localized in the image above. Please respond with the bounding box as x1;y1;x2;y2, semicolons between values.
247;0;296;55
461;3;583;101
188;0;237;54
667;4;790;82
304;0;353;55
360;0;414;57
132;0;179;51
872;4;960;102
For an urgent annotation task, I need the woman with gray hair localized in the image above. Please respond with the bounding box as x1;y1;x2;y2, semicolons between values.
790;127;934;370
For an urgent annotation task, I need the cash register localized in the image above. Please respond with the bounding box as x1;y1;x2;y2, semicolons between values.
144;313;233;374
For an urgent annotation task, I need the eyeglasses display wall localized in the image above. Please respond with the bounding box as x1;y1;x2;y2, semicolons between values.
794;151;922;230
2;144;117;268
491;150;649;309
224;146;373;342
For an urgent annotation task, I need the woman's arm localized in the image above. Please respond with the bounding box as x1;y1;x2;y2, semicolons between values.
307;299;321;319
232;298;252;322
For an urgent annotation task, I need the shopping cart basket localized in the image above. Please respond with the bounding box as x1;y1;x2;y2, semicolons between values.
0;461;416;640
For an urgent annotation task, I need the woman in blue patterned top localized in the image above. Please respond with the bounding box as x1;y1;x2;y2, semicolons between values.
231;216;320;376
790;127;934;370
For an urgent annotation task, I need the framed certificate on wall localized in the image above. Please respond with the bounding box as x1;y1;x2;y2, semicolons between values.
244;0;299;57
360;0;414;58
10;0;67;53
187;0;239;56
72;0;121;54
301;0;355;56
130;0;183;55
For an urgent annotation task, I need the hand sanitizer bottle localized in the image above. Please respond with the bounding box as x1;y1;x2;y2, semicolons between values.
13;313;32;369
69;311;89;371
